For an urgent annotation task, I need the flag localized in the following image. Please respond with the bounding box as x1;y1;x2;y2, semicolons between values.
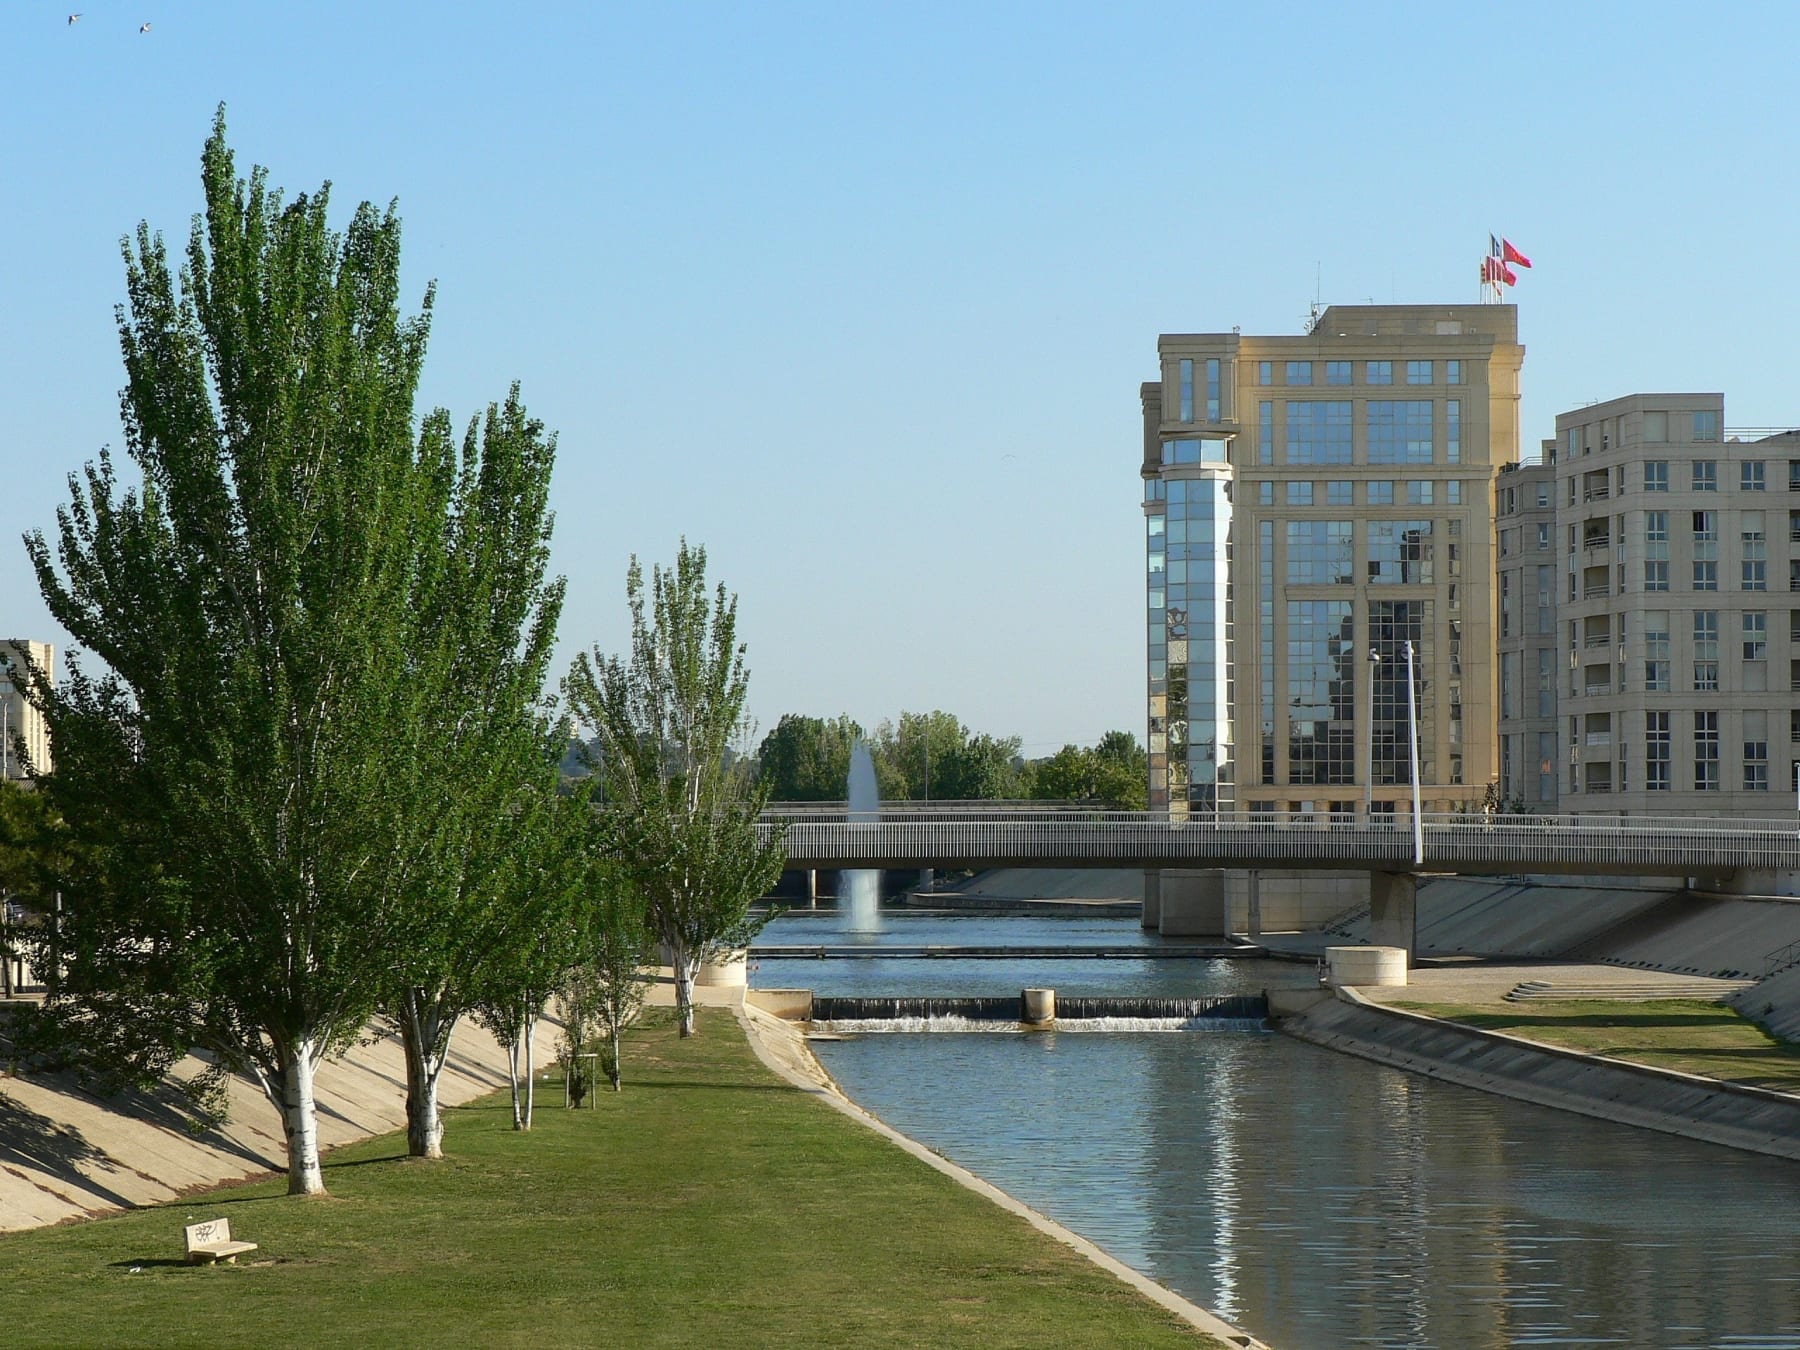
1502;238;1532;268
1481;254;1518;287
1490;234;1502;259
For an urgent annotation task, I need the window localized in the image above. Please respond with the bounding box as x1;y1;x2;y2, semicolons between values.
1367;481;1395;505
1286;401;1352;464
1746;711;1770;791
1367;401;1434;464
1694;711;1719;790
1645;610;1670;692
1286;361;1312;386
1646;711;1671;791
1694;560;1718;591
1327;480;1353;505
1325;360;1351;386
1446;481;1463;504
1536;565;1553;634
1693;610;1719;691
1406;360;1432;385
1446;399;1460;464
1536;522;1549;550
1790;559;1800;593
1286;481;1314;505
1693;410;1720;442
1446;360;1462;385
1791;460;1800;492
1745;610;1767;660
1206;358;1220;421
1645;461;1669;492
1257;360;1273;386
1743;513;1767;591
1792;709;1800;743
1366;360;1393;385
1537;482;1550;509
1646;510;1669;544
1407;480;1434;505
1258;481;1274;505
1743;461;1766;492
1643;410;1668;443
1693;460;1718;492
1178;359;1194;421
1644;560;1669;592
1284;520;1354;584
1259;401;1274;465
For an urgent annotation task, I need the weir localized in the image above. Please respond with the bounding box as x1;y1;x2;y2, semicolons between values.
808;993;1269;1030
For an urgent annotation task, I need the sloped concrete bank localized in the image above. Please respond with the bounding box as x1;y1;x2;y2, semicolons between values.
1284;991;1800;1161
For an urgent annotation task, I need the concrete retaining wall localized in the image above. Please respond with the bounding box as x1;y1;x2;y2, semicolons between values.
1284;991;1800;1161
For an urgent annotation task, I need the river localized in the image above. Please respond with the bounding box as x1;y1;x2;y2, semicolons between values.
752;908;1800;1349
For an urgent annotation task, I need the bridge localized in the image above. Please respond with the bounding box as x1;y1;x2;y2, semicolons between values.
759;806;1800;879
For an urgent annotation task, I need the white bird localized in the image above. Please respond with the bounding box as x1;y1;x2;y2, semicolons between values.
67;13;81;22
139;22;151;33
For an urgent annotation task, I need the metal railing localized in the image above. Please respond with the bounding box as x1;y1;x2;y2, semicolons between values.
760;807;1800;877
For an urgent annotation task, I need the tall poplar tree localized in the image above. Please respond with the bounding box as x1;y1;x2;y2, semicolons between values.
564;543;786;1037
23;112;562;1193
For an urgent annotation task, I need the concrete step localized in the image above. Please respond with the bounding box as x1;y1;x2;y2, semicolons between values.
1505;976;1758;1003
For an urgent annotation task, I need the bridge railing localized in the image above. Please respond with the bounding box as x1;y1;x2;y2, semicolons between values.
758;807;1800;873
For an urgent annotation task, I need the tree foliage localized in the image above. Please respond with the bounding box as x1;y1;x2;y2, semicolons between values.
564;542;786;1037
1022;731;1148;810
19;111;563;1193
867;710;1022;801
755;713;864;802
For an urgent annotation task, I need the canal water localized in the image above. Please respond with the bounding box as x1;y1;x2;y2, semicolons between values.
752;909;1800;1350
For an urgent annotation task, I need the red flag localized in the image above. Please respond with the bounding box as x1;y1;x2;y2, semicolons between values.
1499;260;1517;286
1502;238;1532;268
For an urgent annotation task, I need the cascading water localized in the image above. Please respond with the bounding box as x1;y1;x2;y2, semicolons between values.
844;740;882;932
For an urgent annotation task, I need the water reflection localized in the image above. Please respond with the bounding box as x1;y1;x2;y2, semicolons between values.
811;1029;1800;1349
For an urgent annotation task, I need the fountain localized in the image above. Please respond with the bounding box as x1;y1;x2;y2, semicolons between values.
844;740;882;932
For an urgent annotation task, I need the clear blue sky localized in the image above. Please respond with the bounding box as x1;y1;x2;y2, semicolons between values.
4;2;1797;757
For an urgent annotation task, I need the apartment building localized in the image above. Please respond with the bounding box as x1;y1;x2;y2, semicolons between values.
0;640;54;782
1503;394;1800;816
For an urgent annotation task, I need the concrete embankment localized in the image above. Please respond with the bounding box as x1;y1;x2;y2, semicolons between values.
0;1017;560;1232
1284;989;1800;1161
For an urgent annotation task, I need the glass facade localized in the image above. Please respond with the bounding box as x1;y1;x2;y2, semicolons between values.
1370;601;1432;786
1148;474;1233;817
1286;600;1354;784
1367;401;1435;463
1286;401;1352;464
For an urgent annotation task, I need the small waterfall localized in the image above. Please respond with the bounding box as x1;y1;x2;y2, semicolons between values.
844;740;881;933
809;993;1270;1033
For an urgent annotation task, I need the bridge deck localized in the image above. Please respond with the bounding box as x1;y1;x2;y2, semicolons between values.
758;808;1800;877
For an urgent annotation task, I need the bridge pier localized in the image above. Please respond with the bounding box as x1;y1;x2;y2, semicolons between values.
1142;870;1161;929
804;869;817;908
1368;871;1417;964
1157;870;1229;937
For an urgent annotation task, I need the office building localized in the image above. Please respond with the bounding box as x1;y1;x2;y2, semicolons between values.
1141;304;1524;825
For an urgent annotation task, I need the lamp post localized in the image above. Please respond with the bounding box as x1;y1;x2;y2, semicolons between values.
1364;646;1380;820
1405;638;1423;866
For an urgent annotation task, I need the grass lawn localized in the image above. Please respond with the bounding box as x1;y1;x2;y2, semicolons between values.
0;1008;1221;1349
1390;998;1800;1093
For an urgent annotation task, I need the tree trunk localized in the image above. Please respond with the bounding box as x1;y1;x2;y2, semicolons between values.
671;942;696;1037
506;1021;523;1131
609;1022;622;1091
281;1039;326;1196
523;1011;536;1130
399;997;449;1159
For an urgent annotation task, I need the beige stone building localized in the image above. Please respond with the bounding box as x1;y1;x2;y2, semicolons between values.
1494;456;1560;812
1141;304;1524;826
0;640;54;782
1501;394;1800;818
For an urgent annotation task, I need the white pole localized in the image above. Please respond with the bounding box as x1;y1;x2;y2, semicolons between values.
1406;639;1423;865
1364;647;1379;819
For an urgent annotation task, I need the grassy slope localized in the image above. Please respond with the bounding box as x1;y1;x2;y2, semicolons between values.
0;1009;1218;1349
1390;998;1800;1093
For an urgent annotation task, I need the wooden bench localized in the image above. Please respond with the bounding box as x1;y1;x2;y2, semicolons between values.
184;1218;258;1265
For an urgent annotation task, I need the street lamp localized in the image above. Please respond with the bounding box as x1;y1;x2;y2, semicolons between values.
1364;646;1380;819
1404;639;1423;866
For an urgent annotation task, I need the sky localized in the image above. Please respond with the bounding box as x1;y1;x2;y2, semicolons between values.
4;2;1799;759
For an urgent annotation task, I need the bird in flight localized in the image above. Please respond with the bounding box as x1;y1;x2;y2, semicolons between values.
67;13;81;22
139;21;151;32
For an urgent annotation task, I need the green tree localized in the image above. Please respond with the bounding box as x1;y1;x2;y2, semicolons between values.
20;113;554;1194
564;542;787;1037
755;713;863;801
1024;732;1148;810
870;710;1021;801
